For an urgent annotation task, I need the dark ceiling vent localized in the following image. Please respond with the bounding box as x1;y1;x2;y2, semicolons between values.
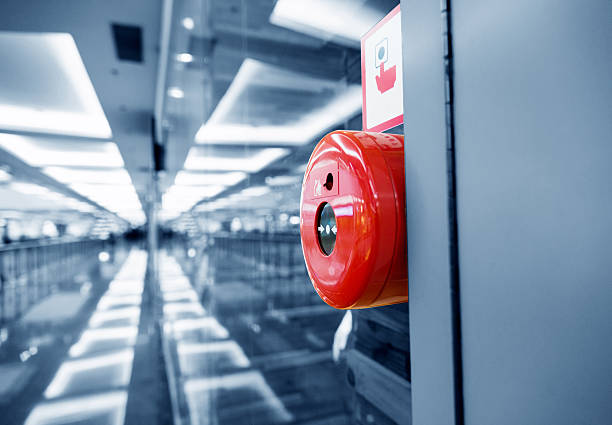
111;23;143;62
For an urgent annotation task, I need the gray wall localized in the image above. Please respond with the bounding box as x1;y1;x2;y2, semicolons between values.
403;0;612;424
453;1;612;424
401;1;458;424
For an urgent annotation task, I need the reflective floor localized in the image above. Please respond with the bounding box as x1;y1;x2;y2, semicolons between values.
0;241;350;425
0;247;133;424
160;243;349;425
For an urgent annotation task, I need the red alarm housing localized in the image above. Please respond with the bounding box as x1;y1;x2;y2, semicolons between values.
300;130;407;309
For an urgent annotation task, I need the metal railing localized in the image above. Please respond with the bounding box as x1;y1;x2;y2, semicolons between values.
209;232;318;308
0;238;108;325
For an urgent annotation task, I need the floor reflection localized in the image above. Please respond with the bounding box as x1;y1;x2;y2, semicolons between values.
184;371;294;425
18;249;147;425
24;391;128;425
1;244;349;425
160;244;350;425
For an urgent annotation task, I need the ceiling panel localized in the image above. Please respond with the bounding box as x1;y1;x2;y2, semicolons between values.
0;32;112;138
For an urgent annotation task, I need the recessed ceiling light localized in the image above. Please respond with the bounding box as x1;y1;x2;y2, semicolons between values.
0;32;112;138
69;184;142;215
174;171;246;186
44;167;132;185
270;0;381;47
0;168;11;183
182;17;195;30
116;209;146;225
239;186;270;197
194;59;361;145
0;134;124;167
64;199;96;213
10;182;50;196
265;175;302;186
184;147;288;173
161;185;226;215
176;53;193;63
168;87;184;99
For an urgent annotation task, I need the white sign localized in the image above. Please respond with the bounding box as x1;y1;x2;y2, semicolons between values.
361;5;403;132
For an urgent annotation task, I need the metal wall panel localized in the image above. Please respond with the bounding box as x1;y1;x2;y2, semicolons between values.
453;1;612;424
401;1;458;424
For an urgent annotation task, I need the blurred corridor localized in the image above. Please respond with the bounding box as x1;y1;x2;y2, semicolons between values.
1;0;611;425
1;0;402;423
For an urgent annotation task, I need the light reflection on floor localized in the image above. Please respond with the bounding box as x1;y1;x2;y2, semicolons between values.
158;253;293;425
183;371;293;425
24;391;128;425
88;307;141;328
164;317;230;341
44;349;135;398
177;340;251;375
68;326;138;357
23;250;147;425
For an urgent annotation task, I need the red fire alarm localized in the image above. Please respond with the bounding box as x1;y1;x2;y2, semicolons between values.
300;130;408;309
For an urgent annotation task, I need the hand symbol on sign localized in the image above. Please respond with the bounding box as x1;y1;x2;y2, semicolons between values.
375;62;396;94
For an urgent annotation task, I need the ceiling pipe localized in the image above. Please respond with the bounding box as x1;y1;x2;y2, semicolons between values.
154;0;174;145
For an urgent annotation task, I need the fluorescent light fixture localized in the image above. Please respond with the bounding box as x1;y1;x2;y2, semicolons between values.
40;191;68;202
270;0;381;47
65;199;97;213
239;186;270;197
44;350;134;398
174;171;246;186
68;326;138;357
0;32;111;138
183;371;293;425
25;391;127;425
116;209;146;226
176;53;193;63
182;17;195;30
158;210;181;221
265;175;302;186
163;185;225;200
0;169;11;182
195;87;362;145
69;184;142;215
167;87;184;99
44;167;132;185
161;184;226;215
184;147;288;172
194;59;361;146
0;134;124;167
10;182;50;196
193;198;234;212
41;220;58;237
70;184;139;199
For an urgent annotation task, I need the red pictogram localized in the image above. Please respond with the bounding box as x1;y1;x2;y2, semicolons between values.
375;62;396;93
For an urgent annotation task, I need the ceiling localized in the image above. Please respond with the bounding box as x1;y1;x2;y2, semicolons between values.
0;0;161;191
161;0;398;223
0;0;398;229
0;0;161;226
